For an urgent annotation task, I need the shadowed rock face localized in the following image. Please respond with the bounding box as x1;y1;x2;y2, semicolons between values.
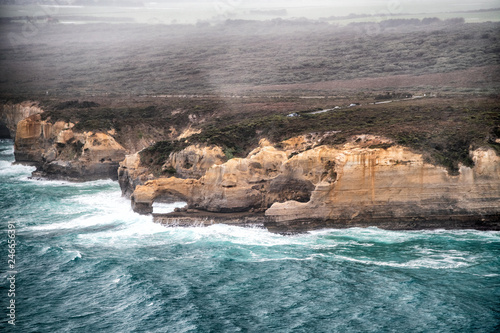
0;101;44;139
118;152;153;198
14;113;127;181
128;137;500;232
0;123;10;138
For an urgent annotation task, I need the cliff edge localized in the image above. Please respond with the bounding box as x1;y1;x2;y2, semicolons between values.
127;136;500;232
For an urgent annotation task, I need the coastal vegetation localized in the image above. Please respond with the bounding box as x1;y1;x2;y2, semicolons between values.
1;17;499;175
140;97;500;175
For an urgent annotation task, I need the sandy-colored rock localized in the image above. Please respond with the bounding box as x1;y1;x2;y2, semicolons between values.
132;177;197;214
15;114;126;181
118;152;154;197
14;114;51;163
177;125;202;140
0;101;44;139
265;145;500;232
166;144;226;179
129;136;500;232
82;132;126;162
131;144;315;214
119;144;226;197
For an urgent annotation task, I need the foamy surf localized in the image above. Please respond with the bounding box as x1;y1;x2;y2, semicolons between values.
0;160;36;176
1;139;499;332
23;177;117;188
334;252;479;269
153;201;187;214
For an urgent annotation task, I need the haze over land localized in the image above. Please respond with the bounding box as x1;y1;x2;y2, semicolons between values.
1;0;499;98
1;0;500;24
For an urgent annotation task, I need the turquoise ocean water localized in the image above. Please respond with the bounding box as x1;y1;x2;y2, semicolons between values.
0;139;499;332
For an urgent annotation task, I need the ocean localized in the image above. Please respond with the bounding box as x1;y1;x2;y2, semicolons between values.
0;138;499;332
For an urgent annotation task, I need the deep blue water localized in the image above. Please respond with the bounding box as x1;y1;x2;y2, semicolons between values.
0;139;499;332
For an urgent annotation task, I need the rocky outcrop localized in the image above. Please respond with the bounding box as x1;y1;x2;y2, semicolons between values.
130;141;318;215
118;144;226;198
128;136;500;232
165;144;226;179
0;101;44;139
15;114;126;181
118;152;154;197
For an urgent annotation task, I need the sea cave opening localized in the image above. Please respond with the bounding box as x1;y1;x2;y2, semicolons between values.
0;123;11;139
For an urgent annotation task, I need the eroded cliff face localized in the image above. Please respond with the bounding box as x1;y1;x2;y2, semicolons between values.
265;145;500;232
130;140;319;215
128;136;500;232
118;152;154;197
15;113;126;181
118;144;226;198
0;101;44;139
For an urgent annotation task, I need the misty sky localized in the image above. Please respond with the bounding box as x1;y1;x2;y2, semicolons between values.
144;0;500;20
147;0;500;10
1;0;499;24
138;0;500;23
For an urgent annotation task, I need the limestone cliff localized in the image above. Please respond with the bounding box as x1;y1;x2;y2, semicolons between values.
0;101;44;139
118;144;226;197
118;152;154;197
15;113;126;181
265;145;500;232
130;140;317;215
129;136;500;232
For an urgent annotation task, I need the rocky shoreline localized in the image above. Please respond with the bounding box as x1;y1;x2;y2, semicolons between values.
153;211;266;229
2;100;500;233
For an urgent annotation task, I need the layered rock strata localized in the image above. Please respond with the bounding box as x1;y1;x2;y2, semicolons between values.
130;143;317;215
128;137;500;232
265;146;500;233
15;113;126;181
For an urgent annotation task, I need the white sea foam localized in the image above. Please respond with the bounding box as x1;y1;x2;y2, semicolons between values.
309;227;420;244
29;213;121;231
23;177;116;188
0;161;35;176
86;218;167;239
171;224;309;247
67;187;127;209
28;186;140;231
334;252;477;269
413;228;500;239
72;250;82;260
0;146;14;155
250;255;319;262
153;201;187;214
